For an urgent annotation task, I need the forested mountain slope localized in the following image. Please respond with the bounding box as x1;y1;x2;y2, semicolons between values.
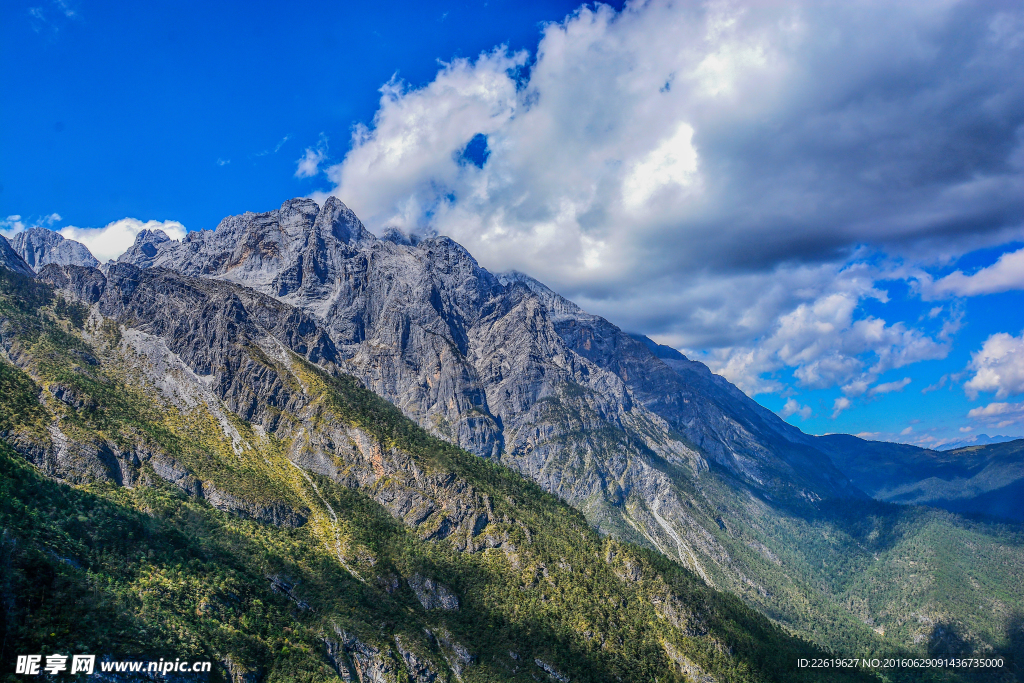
0;264;878;683
3;197;1023;681
819;435;1024;522
104;198;1024;662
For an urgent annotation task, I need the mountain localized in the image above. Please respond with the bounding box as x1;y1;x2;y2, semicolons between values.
820;435;1024;522
101;198;1024;663
0;262;874;683
938;434;1021;451
10;226;100;271
115;197;857;507
4;197;1024;679
117;227;175;268
0;235;34;277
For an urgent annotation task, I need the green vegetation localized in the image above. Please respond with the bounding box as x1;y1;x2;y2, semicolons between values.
0;269;880;682
506;366;1024;680
607;462;1024;682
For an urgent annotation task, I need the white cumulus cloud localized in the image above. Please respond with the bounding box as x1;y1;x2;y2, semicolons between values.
0;215;28;239
923;247;1024;298
832;397;852;419
313;0;1023;397
690;274;947;395
60;218;187;263
622;122;700;209
780;398;812;420
295;148;325;178
964;330;1024;399
966;401;1024;428
295;134;330;178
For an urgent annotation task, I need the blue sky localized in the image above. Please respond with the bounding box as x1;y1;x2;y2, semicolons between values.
0;0;605;228
3;0;1024;448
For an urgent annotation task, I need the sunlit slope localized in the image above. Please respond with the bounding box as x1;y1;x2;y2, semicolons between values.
0;266;873;683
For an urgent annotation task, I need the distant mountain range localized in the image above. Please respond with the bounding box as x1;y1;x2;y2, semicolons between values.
2;200;1023;681
819;434;1024;522
937;433;1021;451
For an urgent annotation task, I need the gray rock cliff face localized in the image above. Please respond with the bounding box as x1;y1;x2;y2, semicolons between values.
0;236;35;277
11;227;99;271
115;228;172;269
108;197;869;589
35;263;507;557
115;198;854;494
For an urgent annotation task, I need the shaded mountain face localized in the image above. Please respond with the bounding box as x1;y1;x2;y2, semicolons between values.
938;433;1020;451
0;263;869;683
820;435;1024;522
0;235;35;277
11;226;99;271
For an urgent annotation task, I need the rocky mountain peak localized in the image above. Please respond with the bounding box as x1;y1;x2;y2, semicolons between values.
207;197;320;247
6;197;1017;670
116;228;175;269
0;235;35;277
10;227;99;272
313;195;372;244
380;226;420;246
497;270;595;325
115;197;855;504
117;197;374;293
133;228;172;248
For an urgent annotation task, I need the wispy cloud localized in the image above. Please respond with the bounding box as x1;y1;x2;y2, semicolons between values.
870;378;912;396
295;133;329;178
831;397;851;419
28;0;79;34
217;158;231;166
54;0;76;18
253;134;292;158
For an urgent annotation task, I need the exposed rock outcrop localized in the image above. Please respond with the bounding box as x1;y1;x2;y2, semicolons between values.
11;227;99;271
406;574;459;611
115;228;173;269
98;197;865;595
0;236;34;277
534;658;570;682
